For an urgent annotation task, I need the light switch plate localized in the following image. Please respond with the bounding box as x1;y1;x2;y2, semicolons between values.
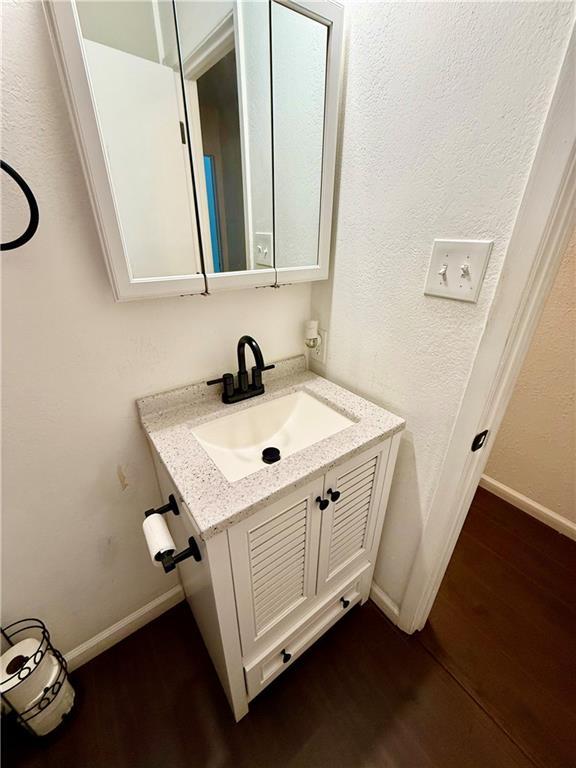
254;232;273;268
424;239;493;303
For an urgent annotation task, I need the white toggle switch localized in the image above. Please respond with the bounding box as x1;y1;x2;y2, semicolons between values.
254;232;274;268
424;239;493;303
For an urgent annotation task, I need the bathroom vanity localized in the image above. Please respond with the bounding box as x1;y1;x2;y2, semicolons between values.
138;357;404;720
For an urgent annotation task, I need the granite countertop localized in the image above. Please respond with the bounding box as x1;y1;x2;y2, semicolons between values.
137;356;405;540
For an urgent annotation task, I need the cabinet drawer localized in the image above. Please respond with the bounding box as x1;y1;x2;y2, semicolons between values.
244;566;370;700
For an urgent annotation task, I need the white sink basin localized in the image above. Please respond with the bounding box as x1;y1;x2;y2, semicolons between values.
191;390;354;482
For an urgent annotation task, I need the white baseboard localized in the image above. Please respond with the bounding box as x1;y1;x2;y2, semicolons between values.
369;582;400;620
65;585;185;671
479;475;576;542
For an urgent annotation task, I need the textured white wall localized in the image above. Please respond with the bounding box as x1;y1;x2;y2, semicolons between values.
313;1;573;605
76;0;160;63
1;1;311;654
160;1;234;65
486;233;575;520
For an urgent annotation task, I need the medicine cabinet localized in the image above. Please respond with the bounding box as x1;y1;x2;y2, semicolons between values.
46;0;344;299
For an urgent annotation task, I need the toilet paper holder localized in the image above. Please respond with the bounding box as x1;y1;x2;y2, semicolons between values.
144;495;202;573
144;494;181;519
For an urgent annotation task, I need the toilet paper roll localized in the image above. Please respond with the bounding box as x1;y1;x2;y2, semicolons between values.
1;638;59;713
28;676;75;736
143;514;175;566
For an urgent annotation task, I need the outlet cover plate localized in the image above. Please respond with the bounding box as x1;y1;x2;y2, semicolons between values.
310;329;328;365
254;232;273;268
424;239;493;303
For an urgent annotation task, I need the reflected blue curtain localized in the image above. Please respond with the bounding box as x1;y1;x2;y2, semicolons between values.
203;155;221;273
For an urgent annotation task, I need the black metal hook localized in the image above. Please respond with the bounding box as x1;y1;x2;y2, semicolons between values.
1;160;39;251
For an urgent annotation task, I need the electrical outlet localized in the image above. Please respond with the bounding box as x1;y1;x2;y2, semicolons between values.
424;239;493;303
310;328;328;365
254;232;273;268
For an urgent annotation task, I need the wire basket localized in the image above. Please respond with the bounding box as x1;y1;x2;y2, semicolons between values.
1;618;74;736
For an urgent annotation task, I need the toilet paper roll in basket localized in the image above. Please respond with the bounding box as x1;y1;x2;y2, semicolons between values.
143;514;175;566
1;617;75;736
1;638;59;712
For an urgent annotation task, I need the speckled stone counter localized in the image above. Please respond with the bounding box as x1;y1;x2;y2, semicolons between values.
137;356;405;540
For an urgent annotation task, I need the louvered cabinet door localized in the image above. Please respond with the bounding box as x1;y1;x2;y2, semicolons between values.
316;442;391;593
228;478;323;657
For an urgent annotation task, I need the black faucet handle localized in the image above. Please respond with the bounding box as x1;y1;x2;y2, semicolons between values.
207;373;235;399
251;366;263;389
251;363;275;389
238;370;249;393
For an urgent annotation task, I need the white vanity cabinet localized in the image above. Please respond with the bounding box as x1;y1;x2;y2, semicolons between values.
229;442;391;658
151;434;400;722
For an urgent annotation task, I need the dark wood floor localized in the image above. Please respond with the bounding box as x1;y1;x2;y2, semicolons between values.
419;488;576;768
4;489;575;768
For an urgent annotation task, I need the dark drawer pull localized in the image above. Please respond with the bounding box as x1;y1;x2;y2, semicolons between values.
340;597;350;609
315;496;329;511
281;649;292;664
327;488;341;503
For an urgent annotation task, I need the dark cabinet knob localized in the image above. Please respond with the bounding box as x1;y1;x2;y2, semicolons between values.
281;649;291;664
327;488;341;503
316;496;329;511
340;597;350;609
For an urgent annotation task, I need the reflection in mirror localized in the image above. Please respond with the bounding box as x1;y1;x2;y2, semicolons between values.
272;2;327;270
172;1;273;274
197;52;246;272
74;0;330;284
76;0;203;280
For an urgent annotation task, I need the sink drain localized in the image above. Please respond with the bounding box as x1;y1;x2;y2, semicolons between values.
262;447;281;465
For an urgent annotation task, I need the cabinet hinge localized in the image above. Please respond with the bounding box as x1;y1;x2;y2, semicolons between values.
179;121;186;145
471;430;489;452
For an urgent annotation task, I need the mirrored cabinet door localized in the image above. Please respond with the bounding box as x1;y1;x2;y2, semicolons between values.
57;0;208;298
174;0;276;290
272;1;328;273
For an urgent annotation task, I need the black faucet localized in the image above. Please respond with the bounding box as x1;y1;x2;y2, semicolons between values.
207;335;275;404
